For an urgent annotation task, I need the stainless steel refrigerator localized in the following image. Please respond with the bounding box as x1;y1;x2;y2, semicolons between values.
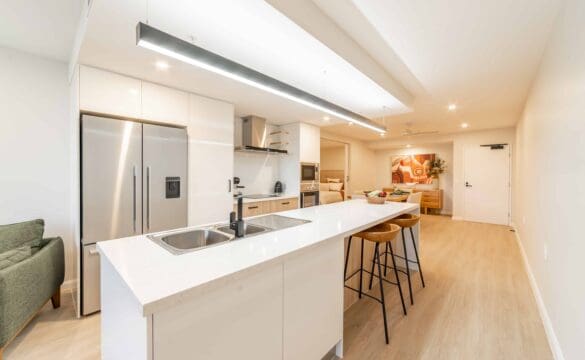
81;114;187;315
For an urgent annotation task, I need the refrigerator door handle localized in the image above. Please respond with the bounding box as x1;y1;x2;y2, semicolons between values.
146;166;151;231
133;166;137;233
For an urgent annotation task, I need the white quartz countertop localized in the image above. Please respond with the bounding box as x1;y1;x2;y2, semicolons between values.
233;194;298;204
97;200;419;316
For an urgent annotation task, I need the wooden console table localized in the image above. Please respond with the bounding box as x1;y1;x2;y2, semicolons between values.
419;189;443;214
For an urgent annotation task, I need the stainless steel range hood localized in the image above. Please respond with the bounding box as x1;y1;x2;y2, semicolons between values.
235;116;288;154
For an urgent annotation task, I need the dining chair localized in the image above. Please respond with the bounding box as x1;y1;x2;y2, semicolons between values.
406;191;422;205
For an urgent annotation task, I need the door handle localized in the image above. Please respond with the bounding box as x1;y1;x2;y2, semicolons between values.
146;166;151;230
228;179;232;192
133;166;137;233
465;182;473;188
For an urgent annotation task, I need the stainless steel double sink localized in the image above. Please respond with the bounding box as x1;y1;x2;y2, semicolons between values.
148;214;311;255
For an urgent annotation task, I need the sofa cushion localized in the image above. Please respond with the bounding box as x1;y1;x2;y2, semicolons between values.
0;246;32;270
0;219;44;253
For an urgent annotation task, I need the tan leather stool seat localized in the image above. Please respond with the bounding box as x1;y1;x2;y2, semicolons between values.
355;223;400;243
388;213;420;228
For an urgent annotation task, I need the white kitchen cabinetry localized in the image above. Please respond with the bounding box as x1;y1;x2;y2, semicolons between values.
153;262;283;360
100;237;344;360
299;123;321;164
79;66;141;118
141;82;189;126
187;94;234;226
283;239;344;359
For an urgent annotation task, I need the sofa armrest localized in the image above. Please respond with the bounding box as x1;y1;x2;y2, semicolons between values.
0;237;64;347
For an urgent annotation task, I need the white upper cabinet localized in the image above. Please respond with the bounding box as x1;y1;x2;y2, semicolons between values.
79;66;141;118
141;82;189;126
299;123;321;164
187;94;235;226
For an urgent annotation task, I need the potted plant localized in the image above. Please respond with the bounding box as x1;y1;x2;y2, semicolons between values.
428;157;446;189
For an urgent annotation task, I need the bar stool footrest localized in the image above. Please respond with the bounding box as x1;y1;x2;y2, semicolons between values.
344;268;362;282
344;285;384;305
383;252;420;265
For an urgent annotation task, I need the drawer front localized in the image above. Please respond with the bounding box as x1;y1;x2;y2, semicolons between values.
279;198;298;211
270;198;299;213
422;200;441;209
423;192;441;200
244;203;264;217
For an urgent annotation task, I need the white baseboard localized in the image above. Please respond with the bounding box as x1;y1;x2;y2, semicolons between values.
451;216;463;221
513;227;565;360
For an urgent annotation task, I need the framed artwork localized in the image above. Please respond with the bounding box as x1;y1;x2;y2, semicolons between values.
391;153;436;184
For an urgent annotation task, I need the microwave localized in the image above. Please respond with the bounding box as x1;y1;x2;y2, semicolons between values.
300;162;319;182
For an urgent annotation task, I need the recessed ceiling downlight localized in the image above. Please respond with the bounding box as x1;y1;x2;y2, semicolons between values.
155;60;170;70
136;22;387;134
461;122;469;128
448;103;457;111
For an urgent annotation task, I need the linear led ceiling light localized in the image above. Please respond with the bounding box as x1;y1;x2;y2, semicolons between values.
136;22;387;134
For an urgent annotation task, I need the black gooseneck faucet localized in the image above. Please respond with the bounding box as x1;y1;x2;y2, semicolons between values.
230;196;245;238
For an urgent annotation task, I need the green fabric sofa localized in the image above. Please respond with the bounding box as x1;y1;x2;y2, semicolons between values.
0;219;65;356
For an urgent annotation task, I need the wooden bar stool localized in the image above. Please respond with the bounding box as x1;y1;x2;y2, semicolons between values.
385;213;425;305
343;223;407;344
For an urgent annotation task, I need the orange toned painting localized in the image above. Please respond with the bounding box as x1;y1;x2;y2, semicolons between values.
391;154;435;184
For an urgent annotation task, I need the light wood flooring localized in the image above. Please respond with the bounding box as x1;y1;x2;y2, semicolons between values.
342;215;552;360
4;215;551;359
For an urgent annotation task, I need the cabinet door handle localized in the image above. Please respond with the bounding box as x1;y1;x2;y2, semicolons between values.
146;166;151;230
248;206;259;210
281;202;290;205
133;166;137;233
228;179;232;192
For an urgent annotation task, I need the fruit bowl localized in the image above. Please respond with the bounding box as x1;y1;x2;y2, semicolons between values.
367;196;386;204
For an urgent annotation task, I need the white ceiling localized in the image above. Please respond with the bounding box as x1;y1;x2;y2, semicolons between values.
1;0;562;142
320;138;345;149
318;0;561;140
0;0;81;61
78;0;409;127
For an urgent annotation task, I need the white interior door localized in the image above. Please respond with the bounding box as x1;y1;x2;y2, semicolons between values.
463;144;510;225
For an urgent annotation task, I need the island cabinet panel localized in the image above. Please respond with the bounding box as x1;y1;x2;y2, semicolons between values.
101;257;152;360
151;262;283;360
283;238;344;360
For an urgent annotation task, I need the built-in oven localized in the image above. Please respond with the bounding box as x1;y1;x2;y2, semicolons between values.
300;162;319;182
300;182;319;208
300;191;319;208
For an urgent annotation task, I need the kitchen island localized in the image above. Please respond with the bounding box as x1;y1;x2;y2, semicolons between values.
98;199;420;359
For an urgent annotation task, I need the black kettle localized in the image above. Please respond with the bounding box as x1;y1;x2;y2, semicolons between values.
274;181;283;194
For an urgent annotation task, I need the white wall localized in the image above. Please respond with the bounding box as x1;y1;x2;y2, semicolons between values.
514;0;585;358
320;146;345;171
234;152;281;194
369;127;515;219
0;47;76;284
375;143;454;215
320;131;377;196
